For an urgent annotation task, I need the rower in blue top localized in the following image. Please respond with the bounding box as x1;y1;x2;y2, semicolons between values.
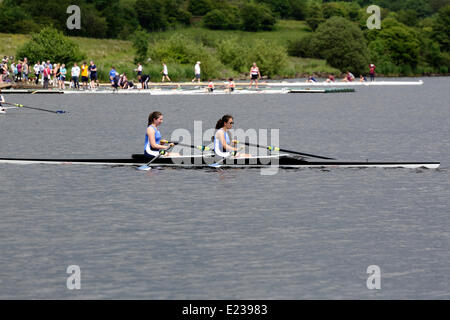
144;111;178;158
138;111;179;171
213;115;251;160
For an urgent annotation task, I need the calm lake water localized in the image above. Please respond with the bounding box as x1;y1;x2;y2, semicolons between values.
0;77;449;299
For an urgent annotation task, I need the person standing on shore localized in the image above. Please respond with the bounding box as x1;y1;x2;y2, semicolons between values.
369;64;376;82
80;61;89;90
134;63;143;88
249;62;261;89
192;61;201;83
42;64;51;89
53;63;60;88
161;62;171;82
59;64;67;90
33;61;40;84
71;63;80;90
22;58;29;83
88;61;97;90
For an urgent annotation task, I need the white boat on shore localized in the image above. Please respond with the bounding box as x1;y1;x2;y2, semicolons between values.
266;80;424;86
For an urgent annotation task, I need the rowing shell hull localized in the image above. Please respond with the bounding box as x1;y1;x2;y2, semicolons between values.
267;80;424;86
0;154;440;169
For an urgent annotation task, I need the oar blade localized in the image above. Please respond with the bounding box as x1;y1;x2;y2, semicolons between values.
137;165;152;171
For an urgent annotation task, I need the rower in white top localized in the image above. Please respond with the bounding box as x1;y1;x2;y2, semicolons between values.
213;115;251;158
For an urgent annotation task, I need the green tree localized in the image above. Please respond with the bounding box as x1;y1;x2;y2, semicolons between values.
188;0;213;16
374;19;421;67
432;5;450;51
311;16;369;74
135;0;168;31
217;38;250;72
289;0;308;20
250;39;289;78
241;2;277;31
131;28;150;64
16;27;85;64
203;10;230;30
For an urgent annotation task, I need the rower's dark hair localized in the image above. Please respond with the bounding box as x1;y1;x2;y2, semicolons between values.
215;115;233;129
148;111;163;125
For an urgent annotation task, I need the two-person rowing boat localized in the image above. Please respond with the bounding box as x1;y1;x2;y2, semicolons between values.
144;112;252;162
129;110;439;170
0;108;440;169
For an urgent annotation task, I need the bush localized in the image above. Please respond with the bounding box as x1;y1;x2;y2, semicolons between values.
135;0;168;31
217;38;250;72
203;10;230;30
311;17;369;74
16;27;85;65
148;34;225;79
250;40;289;78
241;2;277;31
131;29;150;64
287;34;316;58
188;0;213;16
306;17;325;31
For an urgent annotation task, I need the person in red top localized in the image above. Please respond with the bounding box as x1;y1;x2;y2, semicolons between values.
369;64;376;82
42;65;51;89
249;62;261;89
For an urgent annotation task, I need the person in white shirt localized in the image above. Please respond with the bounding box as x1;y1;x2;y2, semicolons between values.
191;61;201;83
71;63;81;89
161;62;171;82
134;63;143;88
33;62;40;84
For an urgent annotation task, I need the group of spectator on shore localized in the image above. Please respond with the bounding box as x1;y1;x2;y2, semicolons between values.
2;55;376;91
1;56;103;90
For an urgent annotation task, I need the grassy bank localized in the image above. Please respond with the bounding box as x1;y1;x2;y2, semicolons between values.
0;20;339;82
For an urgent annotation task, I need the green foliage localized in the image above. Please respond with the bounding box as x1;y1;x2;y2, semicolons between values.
135;0;168;31
250;39;289;78
148;34;225;79
0;4;40;34
16;27;86;64
289;0;308;20
188;0;213;16
131;29;150;64
306;17;326;31
432;5;450;51
396;9;418;27
374;21;421;67
310;16;369;74
203;10;233;30
256;0;292;18
287;34;316;57
217;38;250;72
241;2;277;31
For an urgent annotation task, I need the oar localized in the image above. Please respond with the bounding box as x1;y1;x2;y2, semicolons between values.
235;141;336;160
161;140;211;152
3;102;66;114
208;148;243;168
137;144;175;171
